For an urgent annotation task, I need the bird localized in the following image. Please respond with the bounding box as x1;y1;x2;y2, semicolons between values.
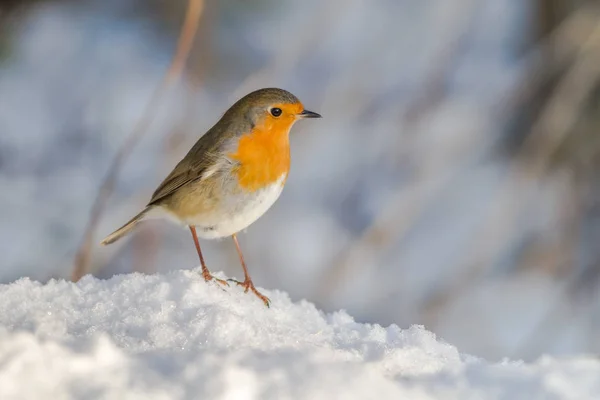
100;88;321;307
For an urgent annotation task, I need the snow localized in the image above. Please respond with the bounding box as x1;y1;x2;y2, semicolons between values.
0;270;598;400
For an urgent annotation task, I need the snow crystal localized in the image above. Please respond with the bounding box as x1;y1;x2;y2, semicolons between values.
0;270;598;400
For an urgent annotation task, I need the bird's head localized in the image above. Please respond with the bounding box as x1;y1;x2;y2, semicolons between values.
226;88;321;136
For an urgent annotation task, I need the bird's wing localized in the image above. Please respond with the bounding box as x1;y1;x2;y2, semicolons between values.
148;156;211;205
148;130;232;205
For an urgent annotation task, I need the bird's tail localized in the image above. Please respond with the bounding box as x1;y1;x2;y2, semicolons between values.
100;207;151;246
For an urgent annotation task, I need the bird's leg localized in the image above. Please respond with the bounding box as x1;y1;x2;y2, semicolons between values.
228;234;271;307
189;226;228;286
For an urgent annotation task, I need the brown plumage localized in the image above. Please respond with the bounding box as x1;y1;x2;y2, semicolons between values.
101;88;321;306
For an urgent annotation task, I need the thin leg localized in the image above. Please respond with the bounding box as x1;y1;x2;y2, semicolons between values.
229;234;270;307
189;226;228;286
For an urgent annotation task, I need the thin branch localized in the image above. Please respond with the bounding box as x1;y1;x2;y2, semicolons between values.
314;2;600;304
421;7;600;324
71;0;205;282
313;0;481;301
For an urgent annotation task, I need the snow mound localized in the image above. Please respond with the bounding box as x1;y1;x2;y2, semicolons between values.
0;269;598;400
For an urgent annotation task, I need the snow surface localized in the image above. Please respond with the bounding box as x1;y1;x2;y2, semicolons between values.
0;269;598;400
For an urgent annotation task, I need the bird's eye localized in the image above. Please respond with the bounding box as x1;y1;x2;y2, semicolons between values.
270;108;282;117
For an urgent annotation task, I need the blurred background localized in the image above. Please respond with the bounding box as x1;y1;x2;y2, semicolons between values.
1;0;599;362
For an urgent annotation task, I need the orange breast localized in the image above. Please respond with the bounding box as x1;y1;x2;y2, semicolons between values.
228;118;292;192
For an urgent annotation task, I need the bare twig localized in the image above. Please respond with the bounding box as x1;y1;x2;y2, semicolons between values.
71;0;205;281
314;1;600;311
132;87;203;275
473;5;600;271
421;6;600;324
313;0;482;300
493;1;599;120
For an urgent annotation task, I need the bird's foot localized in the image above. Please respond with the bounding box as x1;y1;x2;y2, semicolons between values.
227;278;271;308
201;269;229;287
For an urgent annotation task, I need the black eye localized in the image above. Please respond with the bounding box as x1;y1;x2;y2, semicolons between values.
270;107;282;117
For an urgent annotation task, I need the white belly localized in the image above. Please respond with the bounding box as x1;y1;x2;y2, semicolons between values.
189;174;286;239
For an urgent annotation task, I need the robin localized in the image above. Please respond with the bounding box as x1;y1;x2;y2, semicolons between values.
100;88;321;307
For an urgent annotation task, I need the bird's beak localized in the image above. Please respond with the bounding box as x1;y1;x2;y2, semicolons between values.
298;109;322;119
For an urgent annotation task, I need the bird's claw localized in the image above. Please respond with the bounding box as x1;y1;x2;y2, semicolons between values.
227;278;271;308
202;270;229;287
